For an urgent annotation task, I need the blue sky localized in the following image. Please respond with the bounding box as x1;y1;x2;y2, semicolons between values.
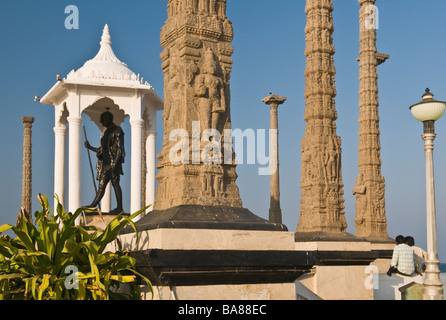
1;1;446;261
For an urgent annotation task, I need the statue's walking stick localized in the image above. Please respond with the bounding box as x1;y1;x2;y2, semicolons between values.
83;126;99;197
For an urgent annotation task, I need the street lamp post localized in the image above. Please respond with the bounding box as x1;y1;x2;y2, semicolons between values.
410;88;445;300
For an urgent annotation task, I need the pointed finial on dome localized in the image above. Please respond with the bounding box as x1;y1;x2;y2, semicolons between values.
100;24;112;46
68;24;139;82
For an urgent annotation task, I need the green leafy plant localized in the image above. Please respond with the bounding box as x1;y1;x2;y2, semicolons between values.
0;194;152;300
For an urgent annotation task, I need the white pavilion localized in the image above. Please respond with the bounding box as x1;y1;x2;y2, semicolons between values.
39;24;163;220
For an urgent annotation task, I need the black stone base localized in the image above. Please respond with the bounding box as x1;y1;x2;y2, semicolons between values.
294;231;368;242
120;205;287;234
83;211;130;217
130;249;315;286
364;235;396;244
294;231;395;245
129;248;379;287
294;231;391;263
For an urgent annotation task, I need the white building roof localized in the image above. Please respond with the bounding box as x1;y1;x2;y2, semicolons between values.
65;24;150;87
40;24;163;111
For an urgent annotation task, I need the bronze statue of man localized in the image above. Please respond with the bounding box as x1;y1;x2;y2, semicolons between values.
84;111;125;214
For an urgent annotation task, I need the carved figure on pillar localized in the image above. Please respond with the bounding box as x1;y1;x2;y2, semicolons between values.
84;111;126;214
195;47;226;131
297;0;347;233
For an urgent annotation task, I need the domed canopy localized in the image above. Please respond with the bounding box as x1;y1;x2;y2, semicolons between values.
66;24;146;85
40;23;163;109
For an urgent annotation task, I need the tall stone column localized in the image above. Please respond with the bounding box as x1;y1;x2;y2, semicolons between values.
156;0;242;210
136;0;285;231
262;94;287;224
354;0;390;239
297;0;347;233
21;117;34;214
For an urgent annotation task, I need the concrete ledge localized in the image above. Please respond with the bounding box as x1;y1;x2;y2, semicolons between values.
373;273;446;300
295;241;371;252
294;231;374;253
142;283;297;300
116;228;296;251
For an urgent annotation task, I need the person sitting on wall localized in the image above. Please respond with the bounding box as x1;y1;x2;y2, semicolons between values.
406;235;427;274
387;235;419;277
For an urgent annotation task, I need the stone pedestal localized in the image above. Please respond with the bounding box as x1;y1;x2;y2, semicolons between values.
127;205;287;232
119;228;296;252
115;227;315;300
82;212;130;230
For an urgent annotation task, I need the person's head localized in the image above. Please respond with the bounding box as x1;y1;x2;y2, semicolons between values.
395;235;405;244
405;236;415;246
100;111;114;127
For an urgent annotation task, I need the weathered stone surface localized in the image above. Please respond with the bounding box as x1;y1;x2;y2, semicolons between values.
354;0;390;239
129;0;287;232
262;94;287;224
297;0;347;233
21;117;34;214
82;212;129;230
155;0;242;211
122;205;287;233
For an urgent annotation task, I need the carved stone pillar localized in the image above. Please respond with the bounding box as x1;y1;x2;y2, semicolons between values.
297;0;347;233
134;0;286;231
156;0;241;210
21;117;34;214
354;0;390;239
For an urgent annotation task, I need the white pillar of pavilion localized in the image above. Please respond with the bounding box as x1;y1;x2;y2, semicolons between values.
39;24;163;222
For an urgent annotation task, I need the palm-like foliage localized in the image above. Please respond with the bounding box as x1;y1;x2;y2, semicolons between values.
0;194;151;300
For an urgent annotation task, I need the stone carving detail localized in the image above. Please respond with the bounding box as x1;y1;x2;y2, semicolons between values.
155;0;241;210
195;47;226;131
297;0;347;233
354;0;389;238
